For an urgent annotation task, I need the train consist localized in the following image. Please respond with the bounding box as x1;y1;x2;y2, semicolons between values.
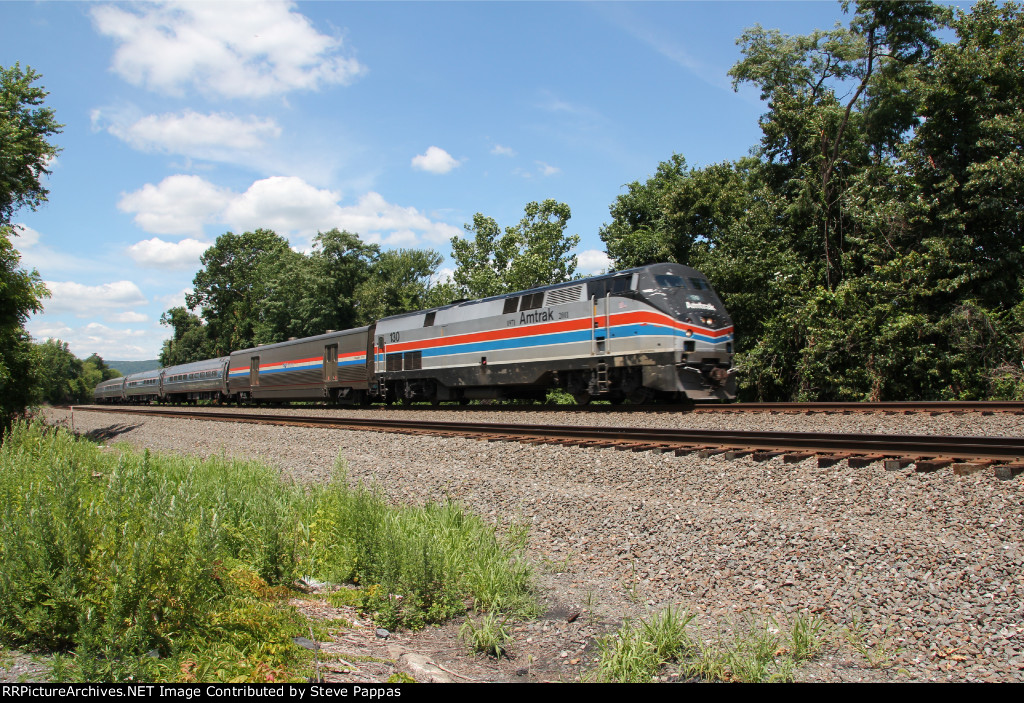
94;263;737;406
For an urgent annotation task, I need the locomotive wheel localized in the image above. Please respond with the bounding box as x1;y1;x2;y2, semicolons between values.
573;391;592;406
628;387;653;405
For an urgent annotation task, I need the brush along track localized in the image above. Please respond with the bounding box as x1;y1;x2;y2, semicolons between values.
74;405;1024;472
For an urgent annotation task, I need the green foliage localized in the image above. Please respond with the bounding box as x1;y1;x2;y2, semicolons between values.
459;609;512;658
186;229;292;355
172;228;446;350
306;469;536;631
589;607;696;683
0;226;49;430
0;424;306;662
353;248;444;324
0;423;536;681
159;307;215;367
30;339;116;405
0;64;63;224
450;199;579;299
601;0;1024;402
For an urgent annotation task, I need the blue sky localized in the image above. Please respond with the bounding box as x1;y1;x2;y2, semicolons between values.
5;0;902;360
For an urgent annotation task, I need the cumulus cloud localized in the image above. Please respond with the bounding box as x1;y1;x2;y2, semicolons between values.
118;175;233;236
103;109;281;158
107;311;149;324
490;144;516;157
127;237;210;269
42;280;148;318
411;146;460;174
332;192;461;245
224;176;346;236
121;174;460;246
91;0;366;98
29;320;156;361
576;249;612;275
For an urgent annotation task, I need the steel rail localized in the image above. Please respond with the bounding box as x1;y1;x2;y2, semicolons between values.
75;406;1024;461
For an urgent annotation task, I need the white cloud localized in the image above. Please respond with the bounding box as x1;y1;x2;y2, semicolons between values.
332;192;461;245
537;161;561;177
490;144;516;157
29;320;156;361
224;176;345;236
121;174;460;247
576;249;612;275
10;223;40;248
156;288;193;312
42;280;148;318
127;237;210;269
411;146;460;174
108;311;149;324
119;175;233;235
104;109;281;158
91;0;366;98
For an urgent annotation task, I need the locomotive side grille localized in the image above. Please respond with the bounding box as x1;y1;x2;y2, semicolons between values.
404;350;422;370
545;285;583;306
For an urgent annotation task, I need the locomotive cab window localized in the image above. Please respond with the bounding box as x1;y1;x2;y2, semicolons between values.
520;292;544;311
655;274;688;289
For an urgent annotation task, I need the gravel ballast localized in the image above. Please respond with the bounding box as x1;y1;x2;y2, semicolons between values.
44;406;1024;682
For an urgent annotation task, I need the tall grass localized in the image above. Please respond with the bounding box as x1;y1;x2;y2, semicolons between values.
0;421;536;681
306;472;536;630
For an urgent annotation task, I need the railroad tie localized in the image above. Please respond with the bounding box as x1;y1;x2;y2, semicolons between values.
915;457;956;473
994;463;1024;481
952;460;996;476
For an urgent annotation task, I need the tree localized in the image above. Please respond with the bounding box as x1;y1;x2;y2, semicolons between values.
32;339;83;404
353;248;443;323
0;63;59;430
907;0;1024;310
159;306;215;366
599;154;686;269
0;64;62;224
728;1;947;289
186;229;291;354
1;226;48;428
450;199;579;298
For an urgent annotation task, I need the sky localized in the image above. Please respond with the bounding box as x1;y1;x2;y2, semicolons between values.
4;0;906;361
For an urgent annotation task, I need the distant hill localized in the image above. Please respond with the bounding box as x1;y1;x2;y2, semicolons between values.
107;359;161;376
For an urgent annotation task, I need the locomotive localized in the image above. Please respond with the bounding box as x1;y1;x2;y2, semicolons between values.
94;263;736;406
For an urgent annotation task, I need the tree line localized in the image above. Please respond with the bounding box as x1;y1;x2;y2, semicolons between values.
601;0;1024;401
3;0;1023;432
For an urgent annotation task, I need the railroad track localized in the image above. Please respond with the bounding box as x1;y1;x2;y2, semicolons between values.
74;405;1024;480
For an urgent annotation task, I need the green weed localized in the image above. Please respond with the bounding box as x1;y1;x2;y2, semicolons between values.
589;610;829;683
459;610;512;658
0;421;539;681
589;607;696;683
842;618;903;669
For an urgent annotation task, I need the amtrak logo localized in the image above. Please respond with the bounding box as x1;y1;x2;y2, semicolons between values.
520;308;554;324
685;301;716;312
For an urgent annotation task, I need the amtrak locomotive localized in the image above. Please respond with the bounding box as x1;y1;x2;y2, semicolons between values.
94;263;736;406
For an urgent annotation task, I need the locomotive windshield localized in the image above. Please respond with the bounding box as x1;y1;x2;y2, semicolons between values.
636;265;730;327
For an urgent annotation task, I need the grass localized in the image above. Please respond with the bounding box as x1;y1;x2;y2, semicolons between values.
589;609;830;683
459;609;512;658
0;420;537;682
842;617;903;669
